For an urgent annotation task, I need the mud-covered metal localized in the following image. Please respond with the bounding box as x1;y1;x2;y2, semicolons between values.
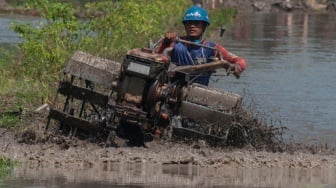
65;51;121;88
46;48;243;146
182;84;242;113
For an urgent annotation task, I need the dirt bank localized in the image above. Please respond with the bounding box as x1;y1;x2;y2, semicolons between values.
1;110;336;171
0;0;9;8
204;0;334;13
0;0;39;16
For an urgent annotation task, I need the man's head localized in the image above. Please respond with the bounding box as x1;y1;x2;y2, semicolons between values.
182;6;210;40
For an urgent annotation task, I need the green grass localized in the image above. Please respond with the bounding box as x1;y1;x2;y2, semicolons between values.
0;44;53;107
0;114;21;128
0;157;15;180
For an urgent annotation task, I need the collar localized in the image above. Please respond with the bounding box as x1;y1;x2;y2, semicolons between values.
191;39;202;44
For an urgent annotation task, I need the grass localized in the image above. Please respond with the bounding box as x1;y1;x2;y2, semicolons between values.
0;114;20;128
0;45;52;108
0;157;15;180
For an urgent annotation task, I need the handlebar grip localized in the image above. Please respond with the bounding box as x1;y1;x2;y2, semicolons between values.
224;62;240;79
233;72;240;79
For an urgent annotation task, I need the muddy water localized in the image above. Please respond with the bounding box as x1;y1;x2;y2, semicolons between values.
2;163;336;188
1;12;336;187
0;20;17;44
0;13;31;44
210;12;336;146
0;13;40;58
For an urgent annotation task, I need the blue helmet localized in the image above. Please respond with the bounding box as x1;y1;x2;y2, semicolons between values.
182;6;210;25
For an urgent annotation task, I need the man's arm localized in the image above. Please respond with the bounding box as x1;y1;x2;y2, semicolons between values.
215;44;247;74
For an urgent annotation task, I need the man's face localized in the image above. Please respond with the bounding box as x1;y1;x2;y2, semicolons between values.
184;21;206;39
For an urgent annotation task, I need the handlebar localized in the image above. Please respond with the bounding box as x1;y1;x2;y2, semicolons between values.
174;37;240;79
176;37;217;51
168;60;240;79
153;36;240;79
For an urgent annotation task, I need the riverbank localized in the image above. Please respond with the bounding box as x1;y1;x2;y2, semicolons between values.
0;0;39;16
0;0;335;16
204;0;334;13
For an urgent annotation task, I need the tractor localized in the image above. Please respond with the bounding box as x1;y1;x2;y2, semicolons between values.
46;40;243;146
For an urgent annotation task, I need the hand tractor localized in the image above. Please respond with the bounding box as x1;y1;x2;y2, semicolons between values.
46;42;243;147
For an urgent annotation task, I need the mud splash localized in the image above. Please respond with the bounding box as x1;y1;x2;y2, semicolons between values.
17;102;289;152
1;107;336;173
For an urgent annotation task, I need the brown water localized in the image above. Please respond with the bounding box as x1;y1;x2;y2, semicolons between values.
2;163;336;188
1;12;336;188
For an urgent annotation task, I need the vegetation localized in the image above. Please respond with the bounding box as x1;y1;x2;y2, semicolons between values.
0;113;20;128
208;8;237;28
0;0;236;127
0;157;15;180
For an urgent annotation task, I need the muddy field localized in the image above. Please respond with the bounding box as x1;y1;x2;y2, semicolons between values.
1;109;336;171
1;0;336;177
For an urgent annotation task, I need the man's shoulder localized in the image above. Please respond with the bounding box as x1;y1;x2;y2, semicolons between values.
202;40;216;46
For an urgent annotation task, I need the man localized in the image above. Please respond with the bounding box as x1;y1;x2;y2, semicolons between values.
157;6;247;86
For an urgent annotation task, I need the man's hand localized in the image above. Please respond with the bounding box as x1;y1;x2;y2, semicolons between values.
224;63;242;79
164;31;177;43
233;64;243;75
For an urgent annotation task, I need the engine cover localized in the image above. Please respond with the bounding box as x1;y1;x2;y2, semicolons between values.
179;84;242;124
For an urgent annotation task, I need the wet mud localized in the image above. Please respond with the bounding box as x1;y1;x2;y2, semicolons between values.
1;109;336;172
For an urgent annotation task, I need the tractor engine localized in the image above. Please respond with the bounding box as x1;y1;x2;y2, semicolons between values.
118;48;169;108
114;48;174;143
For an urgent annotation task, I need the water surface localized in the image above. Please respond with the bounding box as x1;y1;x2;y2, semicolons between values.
210;12;336;146
2;163;336;188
